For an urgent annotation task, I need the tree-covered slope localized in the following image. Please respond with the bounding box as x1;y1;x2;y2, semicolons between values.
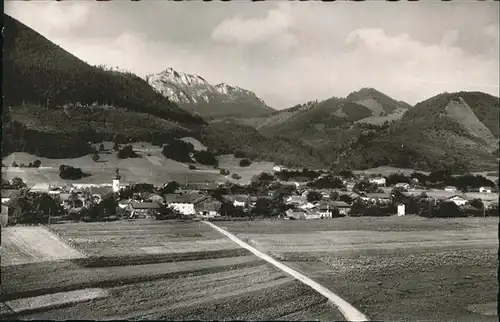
3;14;204;126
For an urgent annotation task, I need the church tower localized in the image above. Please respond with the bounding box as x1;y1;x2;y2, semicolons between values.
113;168;121;193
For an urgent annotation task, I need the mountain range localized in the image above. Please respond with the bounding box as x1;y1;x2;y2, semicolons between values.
146;68;275;119
3;14;499;172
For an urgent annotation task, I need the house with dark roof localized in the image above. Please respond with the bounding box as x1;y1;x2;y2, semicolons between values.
182;182;220;192
361;193;391;204
127;201;162;219
165;193;211;215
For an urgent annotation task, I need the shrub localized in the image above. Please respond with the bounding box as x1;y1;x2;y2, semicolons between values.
194;150;218;166
113;142;120;151
220;169;230;176
306;190;322;202
117;145;139;159
33;160;41;168
188;164;196;170
11;161;18;167
231;173;241;180
91;153;100;162
9;177;27;189
239;159;251;167
160;181;180;194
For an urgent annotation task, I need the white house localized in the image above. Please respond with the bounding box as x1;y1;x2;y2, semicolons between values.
447;195;468;206
444;186;457;193
165;194;202;215
273;165;284;172
369;177;386;186
397;204;406;216
479;186;492;193
222;195;249;208
394;183;410;190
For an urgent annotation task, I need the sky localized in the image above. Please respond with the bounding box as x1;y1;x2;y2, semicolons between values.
5;0;500;109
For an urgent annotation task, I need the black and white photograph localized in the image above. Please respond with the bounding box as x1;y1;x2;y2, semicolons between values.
1;0;499;321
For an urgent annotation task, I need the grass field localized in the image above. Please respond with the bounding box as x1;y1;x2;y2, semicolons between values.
1;226;85;266
2;149;223;186
222;216;499;321
0;221;344;320
217;154;275;184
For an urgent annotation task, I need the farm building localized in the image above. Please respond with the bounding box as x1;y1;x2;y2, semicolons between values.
127;201;161;219
394;183;410;190
135;192;164;203
182;182;220;192
273;165;284;172
195;199;222;218
446;195;469;206
165;193;210;215
369;177;386;186
361;193;391;204
222;195;250;208
479;186;492;193
331;201;352;215
315;201;334;218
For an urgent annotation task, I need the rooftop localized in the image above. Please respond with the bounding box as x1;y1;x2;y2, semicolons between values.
130;201;161;209
165;193;209;204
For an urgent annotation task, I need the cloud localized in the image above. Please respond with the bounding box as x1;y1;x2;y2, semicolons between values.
5;1;499;109
211;4;297;50
6;1;90;36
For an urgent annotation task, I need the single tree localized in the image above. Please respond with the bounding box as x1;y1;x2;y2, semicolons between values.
239;159;252;167
330;191;340;201
9;177;27;189
306;190;322;202
92;153;100;162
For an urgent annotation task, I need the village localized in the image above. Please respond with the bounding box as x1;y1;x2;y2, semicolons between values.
2;165;498;226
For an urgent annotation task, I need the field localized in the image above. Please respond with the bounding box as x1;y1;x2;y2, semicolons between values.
222;216;499;321
217;154;275;184
0;221;344;320
2;146;224;186
1;226;85;266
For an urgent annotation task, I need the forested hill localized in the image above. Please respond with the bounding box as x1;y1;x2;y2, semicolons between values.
3;14;204;126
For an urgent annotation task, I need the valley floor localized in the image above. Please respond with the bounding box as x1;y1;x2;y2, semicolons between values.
1;217;498;321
